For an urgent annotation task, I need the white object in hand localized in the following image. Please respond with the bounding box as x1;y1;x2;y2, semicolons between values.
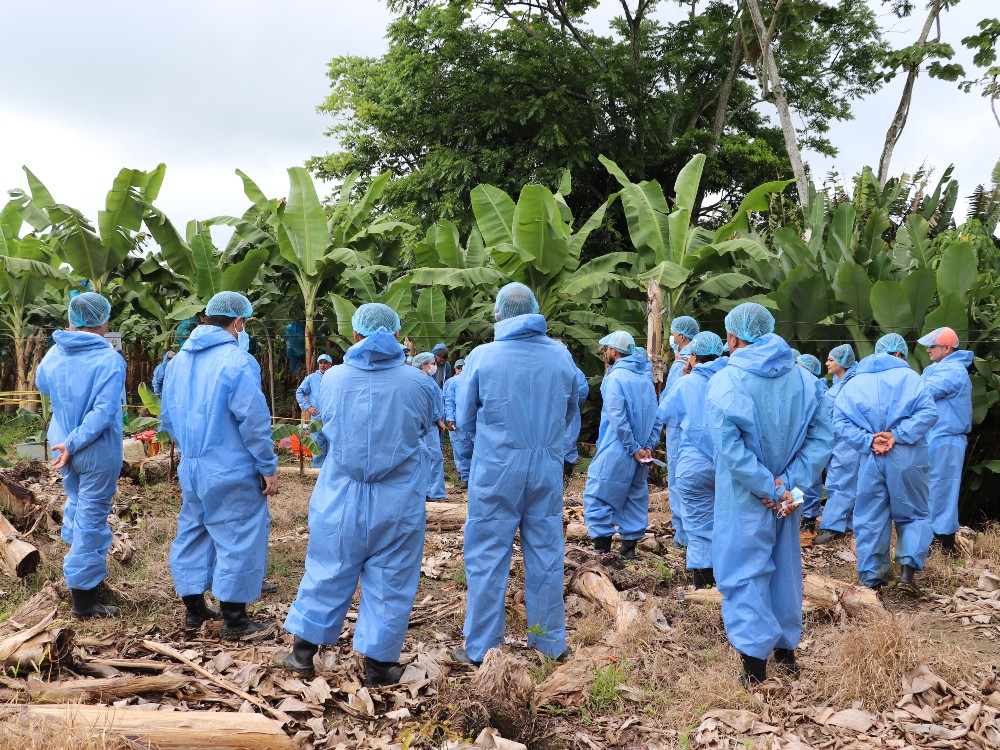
789;487;804;506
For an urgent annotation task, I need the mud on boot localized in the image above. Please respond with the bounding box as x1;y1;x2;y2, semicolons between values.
813;529;845;546
71;588;118;619
897;563;921;591
364;655;404;687
275;636;318;678
772;648;799;677
220;602;271;640
619;539;638;560
740;653;767;686
592;536;612;554
182;593;221;629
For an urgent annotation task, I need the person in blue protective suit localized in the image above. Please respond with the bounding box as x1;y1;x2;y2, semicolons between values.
160;291;279;638
414;352;449;500
834;333;937;591
918;327;973;555
706;302;832;685
658;331;727;588
794;354;827;532
452;282;577;666
151;350;175;396
655;338;696;548
445;359;473;489
295;354;333;469
278;303;439;686
431;343;453;388
666;316;699;392
175;316;198;350
285;321;306;375
634;346;654;379
36;293;126;619
582;331;659;559
564;360;590;479
815;345;861;545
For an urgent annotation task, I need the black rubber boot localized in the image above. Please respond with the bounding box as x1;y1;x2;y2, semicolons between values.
739;653;767;686
450;646;482;666
897;564;919;590
938;533;957;557
813;529;845;546
592;536;613;553
563;461;574;479
276;636;318;678
691;568;715;589
620;539;638;560
182;593;221;629
71;588;118;619
364;655;404;687
261;580;278;594
220;602;270;640
773;648;799;676
459;480;469;489
801;517;817;533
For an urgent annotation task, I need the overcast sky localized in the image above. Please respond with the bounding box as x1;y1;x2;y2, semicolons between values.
0;0;995;238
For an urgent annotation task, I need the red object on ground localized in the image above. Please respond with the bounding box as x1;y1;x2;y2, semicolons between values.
290;433;313;457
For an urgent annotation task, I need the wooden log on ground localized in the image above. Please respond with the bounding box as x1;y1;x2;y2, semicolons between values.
0;473;37;525
3;705;297;749
569;565;619;617
425;502;466;528
802;572;885;617
565;521;588;541
0;673;191;702
0;582;60;637
684;588;724;605
0;509;40;577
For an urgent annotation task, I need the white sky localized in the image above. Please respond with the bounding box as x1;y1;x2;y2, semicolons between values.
0;0;995;237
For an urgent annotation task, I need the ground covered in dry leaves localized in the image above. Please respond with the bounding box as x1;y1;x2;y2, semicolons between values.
1;456;999;749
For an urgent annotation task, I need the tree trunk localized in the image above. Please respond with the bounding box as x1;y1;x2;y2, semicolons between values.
0;509;40;577
646;280;665;393
877;0;941;185
0;674;191;703
744;0;810;208
5;705;297;750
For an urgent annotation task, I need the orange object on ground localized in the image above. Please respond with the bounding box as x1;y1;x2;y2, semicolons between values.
290;433;313;457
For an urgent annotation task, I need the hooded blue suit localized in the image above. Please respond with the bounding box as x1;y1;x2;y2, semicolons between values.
658;345;694;546
36;331;126;590
563;366;590;465
833;353;938;587
284;328;438;661
707;334;832;660
295;370;330;469
820;365;861;533
457;313;577;661
444;371;474;482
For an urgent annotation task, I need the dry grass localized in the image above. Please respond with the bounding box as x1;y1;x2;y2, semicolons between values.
0;709;136;750
819;611;921;710
972;522;1000;568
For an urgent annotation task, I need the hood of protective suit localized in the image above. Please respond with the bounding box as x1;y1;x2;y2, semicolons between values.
941;349;974;368
52;329;112;353
690;356;728;382
494;313;547;341
726;333;793;378
857;352;911;374
182;324;238;352
344;327;405;370
834;363;858;386
611;354;647;376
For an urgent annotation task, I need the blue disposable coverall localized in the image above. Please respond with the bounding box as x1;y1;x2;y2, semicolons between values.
295;370;330;469
285;322;305;375
657;346;693;546
921;349;973;535
457;313;577;661
819;365;861;533
706;334;832;660
284;328;438;661
161;325;278;604
36;331;126;590
151;352;171;396
800;372;829;520
658;357;727;570
421;380;447;499
444;373;474;482
582;355;659;540
564;367;589;465
833;353;938;587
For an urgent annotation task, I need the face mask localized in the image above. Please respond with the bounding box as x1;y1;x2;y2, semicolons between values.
669;334;676;349
238;330;250;352
427;364;438;376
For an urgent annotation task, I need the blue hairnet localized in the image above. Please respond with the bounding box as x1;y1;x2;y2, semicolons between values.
670;316;700;339
690;331;725;357
432;343;448;355
455;358;466;368
317;354;332;363
351;303;401;335
68;292;111;328
724;302;774;343
790;348;801;359
205;291;253;318
494;282;539;321
634;346;648;360
413;352;434;368
875;333;908;357
599;330;635;355
829;344;856;368
796;354;822;376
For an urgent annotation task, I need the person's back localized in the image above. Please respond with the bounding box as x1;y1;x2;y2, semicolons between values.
563;365;589;472
454;284;576;665
706;309;831;686
444;364;473;485
834;349;937;589
922;350;972;442
670;358;727;464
